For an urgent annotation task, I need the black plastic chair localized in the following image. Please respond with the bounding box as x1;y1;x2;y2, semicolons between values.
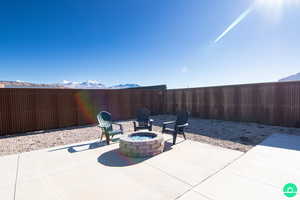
162;111;189;145
133;108;153;131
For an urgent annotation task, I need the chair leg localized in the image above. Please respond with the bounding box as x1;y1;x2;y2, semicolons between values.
162;125;166;133
104;132;110;145
100;132;104;142
133;122;137;132
173;132;177;145
183;132;186;140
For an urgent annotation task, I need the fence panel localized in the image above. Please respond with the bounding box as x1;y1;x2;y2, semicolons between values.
0;88;165;136
168;81;300;127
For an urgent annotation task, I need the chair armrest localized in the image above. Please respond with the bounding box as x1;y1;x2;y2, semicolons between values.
176;123;189;128
97;125;103;129
149;119;154;126
162;121;175;132
112;122;123;132
112;122;122;126
163;121;176;125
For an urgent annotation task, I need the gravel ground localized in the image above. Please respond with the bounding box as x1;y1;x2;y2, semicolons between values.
1;114;300;156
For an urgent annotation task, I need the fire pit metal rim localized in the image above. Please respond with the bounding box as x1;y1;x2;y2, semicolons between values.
121;131;162;142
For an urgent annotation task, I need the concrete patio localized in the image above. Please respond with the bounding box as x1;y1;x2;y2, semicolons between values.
1;134;300;200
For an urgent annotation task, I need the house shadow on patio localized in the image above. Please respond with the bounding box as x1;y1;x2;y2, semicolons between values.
97;139;174;167
258;133;300;152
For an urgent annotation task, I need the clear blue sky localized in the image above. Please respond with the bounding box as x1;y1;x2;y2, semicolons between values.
1;0;300;88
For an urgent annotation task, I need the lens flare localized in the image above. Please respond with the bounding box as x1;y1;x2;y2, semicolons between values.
75;91;98;123
214;6;254;43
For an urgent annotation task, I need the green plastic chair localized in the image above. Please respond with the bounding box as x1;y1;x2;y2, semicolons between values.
97;111;123;144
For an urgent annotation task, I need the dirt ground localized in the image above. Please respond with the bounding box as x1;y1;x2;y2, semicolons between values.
1;114;300;156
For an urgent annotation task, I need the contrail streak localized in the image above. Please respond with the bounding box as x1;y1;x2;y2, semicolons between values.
214;6;254;43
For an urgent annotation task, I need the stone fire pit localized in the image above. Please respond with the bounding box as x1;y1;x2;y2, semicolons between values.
119;131;164;157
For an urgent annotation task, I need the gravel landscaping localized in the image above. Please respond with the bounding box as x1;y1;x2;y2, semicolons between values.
1;114;300;156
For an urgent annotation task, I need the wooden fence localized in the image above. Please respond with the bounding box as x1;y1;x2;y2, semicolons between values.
0;88;164;136
1;81;300;136
164;81;300;127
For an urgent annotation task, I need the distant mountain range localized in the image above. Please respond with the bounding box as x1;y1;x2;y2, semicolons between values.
59;80;140;89
109;83;140;89
0;80;141;89
59;80;106;89
0;81;65;88
279;72;300;82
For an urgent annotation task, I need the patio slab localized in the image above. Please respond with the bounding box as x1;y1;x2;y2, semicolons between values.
0;154;19;187
1;135;243;200
17;139;116;183
176;190;210;200
6;133;300;200
0;185;15;200
0;154;19;200
144;138;243;186
194;133;300;200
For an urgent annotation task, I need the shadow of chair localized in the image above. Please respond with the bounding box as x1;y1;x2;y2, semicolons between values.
48;138;119;153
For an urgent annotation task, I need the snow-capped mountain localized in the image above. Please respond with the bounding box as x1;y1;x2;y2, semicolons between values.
0;80;141;89
0;81;64;88
60;80;106;89
279;73;300;82
60;80;140;89
110;84;140;89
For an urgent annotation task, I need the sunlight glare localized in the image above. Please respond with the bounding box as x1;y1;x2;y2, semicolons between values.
255;0;300;23
256;0;300;7
214;0;300;42
256;0;284;7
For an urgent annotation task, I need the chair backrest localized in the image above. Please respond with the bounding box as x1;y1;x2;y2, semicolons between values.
97;111;112;131
136;108;151;123
176;111;189;125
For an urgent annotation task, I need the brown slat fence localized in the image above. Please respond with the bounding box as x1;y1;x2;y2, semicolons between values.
1;81;300;136
0;88;164;136
165;81;300;127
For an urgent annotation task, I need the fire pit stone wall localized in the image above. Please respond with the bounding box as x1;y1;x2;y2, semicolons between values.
119;131;164;157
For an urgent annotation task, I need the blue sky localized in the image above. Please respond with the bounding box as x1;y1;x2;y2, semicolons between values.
1;0;300;88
